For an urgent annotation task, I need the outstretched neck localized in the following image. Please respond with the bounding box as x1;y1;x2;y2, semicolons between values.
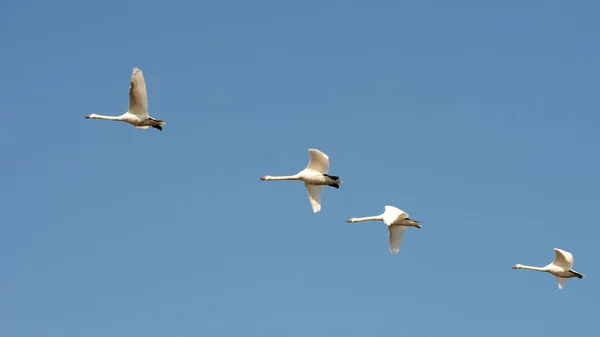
348;215;384;223
261;175;301;181
516;265;546;272
86;114;122;121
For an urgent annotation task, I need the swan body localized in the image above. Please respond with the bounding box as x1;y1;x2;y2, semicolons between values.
85;67;166;131
347;205;421;254
260;149;342;213
512;248;585;289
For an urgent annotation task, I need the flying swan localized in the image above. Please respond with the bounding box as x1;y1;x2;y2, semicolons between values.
85;67;166;131
260;149;342;213
512;248;585;289
346;205;421;254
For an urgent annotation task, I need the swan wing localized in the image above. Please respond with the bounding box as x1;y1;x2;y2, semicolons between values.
388;225;406;254
556;276;567;290
305;149;330;174
128;67;149;118
551;248;574;270
382;205;408;226
304;183;324;213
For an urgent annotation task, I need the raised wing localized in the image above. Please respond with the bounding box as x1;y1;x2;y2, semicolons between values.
556;276;567;290
304;183;324;213
128;67;149;117
305;149;330;174
382;205;409;226
551;248;574;270
388;225;407;254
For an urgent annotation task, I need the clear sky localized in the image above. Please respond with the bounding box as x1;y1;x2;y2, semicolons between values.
1;0;598;336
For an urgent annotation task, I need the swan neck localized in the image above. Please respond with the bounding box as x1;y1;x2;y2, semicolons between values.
518;265;546;272
350;215;384;222
89;114;122;121
264;175;300;181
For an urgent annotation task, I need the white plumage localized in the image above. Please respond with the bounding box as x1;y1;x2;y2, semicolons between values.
512;248;585;289
85;67;166;131
347;205;421;254
260;149;342;213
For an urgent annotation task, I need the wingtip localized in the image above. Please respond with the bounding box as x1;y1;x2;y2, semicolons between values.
308;148;328;158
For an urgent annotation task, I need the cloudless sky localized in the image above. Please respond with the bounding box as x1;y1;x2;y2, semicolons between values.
1;0;599;336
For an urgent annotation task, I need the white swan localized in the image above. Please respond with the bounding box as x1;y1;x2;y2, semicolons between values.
260;149;342;213
85;67;166;131
346;205;421;254
512;248;585;289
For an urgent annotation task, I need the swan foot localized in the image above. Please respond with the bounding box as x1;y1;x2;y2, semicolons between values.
152;125;163;131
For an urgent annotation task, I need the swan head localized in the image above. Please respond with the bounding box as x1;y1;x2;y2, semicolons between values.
260;175;270;181
512;264;523;269
85;114;96;119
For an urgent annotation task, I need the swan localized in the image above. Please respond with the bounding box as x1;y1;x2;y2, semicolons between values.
260;149;342;213
85;67;166;131
512;248;585;289
346;205;421;254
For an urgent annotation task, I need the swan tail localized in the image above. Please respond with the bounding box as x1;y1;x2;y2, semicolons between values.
328;183;340;189
570;270;585;279
148;117;166;125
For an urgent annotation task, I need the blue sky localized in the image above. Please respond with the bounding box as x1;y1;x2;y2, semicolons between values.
1;0;598;336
